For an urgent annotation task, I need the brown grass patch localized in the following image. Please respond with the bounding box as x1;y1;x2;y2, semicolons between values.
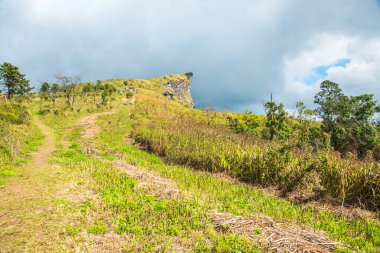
210;212;347;253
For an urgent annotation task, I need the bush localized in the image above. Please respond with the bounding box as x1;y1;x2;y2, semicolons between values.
0;103;29;124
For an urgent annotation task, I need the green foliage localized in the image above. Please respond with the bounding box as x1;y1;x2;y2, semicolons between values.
0;62;32;99
315;80;379;157
88;220;107;235
0;103;29;124
39;82;50;93
99;83;116;106
82;82;93;94
212;234;260;252
125;90;134;99
227;111;262;135
39;82;50;101
314;80;344;133
38;96;380;252
263;96;290;140
294;101;330;150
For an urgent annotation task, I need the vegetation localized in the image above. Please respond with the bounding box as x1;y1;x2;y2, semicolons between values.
133;94;380;211
1;70;379;252
0;100;43;184
315;80;380;158
263;95;290;140
0;62;32;99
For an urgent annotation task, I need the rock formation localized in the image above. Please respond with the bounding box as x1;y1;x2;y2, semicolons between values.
164;72;194;107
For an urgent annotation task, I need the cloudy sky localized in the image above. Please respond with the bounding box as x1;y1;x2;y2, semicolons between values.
1;0;380;112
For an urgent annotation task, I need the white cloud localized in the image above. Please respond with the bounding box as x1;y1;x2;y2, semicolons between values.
283;34;380;108
0;0;380;111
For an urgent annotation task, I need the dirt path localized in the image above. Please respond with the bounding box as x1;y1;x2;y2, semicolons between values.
0;115;58;251
79;111;115;139
0;114;118;252
32;115;56;168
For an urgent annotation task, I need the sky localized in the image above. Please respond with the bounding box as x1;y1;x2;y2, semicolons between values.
1;0;380;112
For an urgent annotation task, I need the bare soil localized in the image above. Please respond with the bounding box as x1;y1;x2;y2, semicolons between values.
79;111;115;139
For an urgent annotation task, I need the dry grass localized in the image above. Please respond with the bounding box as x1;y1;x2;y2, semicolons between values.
210;212;347;253
133;98;380;211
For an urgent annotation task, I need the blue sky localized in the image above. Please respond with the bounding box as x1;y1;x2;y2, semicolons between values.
0;0;379;112
305;59;351;85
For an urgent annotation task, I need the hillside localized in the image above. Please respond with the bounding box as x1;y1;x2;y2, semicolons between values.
0;73;379;252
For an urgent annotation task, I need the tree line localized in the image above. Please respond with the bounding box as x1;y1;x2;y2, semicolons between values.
0;62;116;107
39;77;116;107
228;80;380;160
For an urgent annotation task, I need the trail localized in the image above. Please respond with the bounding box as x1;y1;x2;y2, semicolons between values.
32;115;56;167
0;115;57;251
79;111;115;139
0;114;117;252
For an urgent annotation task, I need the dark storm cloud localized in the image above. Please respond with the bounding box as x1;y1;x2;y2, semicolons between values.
1;0;380;112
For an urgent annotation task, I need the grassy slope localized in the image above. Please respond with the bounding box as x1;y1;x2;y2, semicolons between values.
130;77;380;209
0;104;44;185
1;74;379;252
116;103;380;252
39;101;261;252
100;76;380;251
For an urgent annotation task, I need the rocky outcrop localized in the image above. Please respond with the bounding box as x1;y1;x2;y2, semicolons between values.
164;72;194;107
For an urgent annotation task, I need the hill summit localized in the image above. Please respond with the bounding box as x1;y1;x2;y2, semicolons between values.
162;72;194;107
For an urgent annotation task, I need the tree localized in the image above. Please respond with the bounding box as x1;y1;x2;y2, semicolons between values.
39;82;50;93
99;83;116;106
82;83;93;99
314;80;344;133
295;101;316;142
314;80;379;157
295;101;330;150
0;62;32;99
55;74;81;107
92;80;103;104
263;95;290;140
39;82;50;101
49;83;60;107
349;94;379;157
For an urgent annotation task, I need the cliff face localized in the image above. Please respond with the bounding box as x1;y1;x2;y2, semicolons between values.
163;72;194;107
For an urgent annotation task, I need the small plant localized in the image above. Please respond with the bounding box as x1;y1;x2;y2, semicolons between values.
125;91;134;99
88;220;107;235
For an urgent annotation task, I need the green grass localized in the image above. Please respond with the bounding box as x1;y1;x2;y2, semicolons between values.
88;220;107;235
41;105;261;252
18;90;379;252
0;114;44;184
92;106;380;252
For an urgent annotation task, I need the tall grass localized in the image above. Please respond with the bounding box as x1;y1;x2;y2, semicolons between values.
133;97;380;212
